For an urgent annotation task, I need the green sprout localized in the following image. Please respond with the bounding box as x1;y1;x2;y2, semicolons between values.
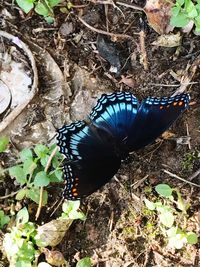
15;0;62;23
8;144;63;205
171;0;200;34
144;183;198;249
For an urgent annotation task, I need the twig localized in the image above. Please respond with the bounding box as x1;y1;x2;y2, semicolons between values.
50;198;64;217
172;55;200;96
139;19;148;70
0;189;20;200
116;1;144;12
78;16;136;40
188;167;200;181
163;169;200;188
35;146;59;220
131;175;149;189
149;82;198;87
186;123;191;150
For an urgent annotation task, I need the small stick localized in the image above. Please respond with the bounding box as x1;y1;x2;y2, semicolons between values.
0;190;20;200
116;1;144;12
131;175;149;189
188;167;200;182
139;18;148;70
163;169;200;188
172;55;200;96
149;82;198;87
78;16;136;40
186;123;191;150
35;146;59;220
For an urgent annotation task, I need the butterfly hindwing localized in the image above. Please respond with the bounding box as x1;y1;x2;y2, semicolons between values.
125;93;190;151
63;156;121;200
57;121;121;199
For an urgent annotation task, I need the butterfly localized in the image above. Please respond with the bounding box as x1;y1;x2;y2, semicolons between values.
57;92;190;200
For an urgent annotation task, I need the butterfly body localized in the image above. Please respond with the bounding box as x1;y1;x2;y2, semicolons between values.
57;92;190;200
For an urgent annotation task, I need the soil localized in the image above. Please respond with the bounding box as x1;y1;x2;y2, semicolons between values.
0;0;200;267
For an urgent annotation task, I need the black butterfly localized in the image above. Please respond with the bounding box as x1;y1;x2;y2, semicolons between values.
57;92;190;200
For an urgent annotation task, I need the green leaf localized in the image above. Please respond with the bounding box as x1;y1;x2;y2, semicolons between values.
195;14;200;22
0;136;9;152
9;166;27;185
177;0;185;6
16;188;27;200
172;6;181;17
186;232;198;244
16;261;32;267
168;234;187;249
62;200;80;214
34;144;49;158
27;188;47;205
0;210;10;228
159;211;174;228
166;226;177;237
185;0;198;18
34;171;50;187
170;13;190;27
48;0;61;7
144;198;156;210
45;16;54;23
35;2;50;16
20;148;33;162
155;184;173;197
40;154;49;167
23;159;37;175
62;200;86;220
16;0;34;14
76;257;92;267
16;207;29;225
49;169;63;182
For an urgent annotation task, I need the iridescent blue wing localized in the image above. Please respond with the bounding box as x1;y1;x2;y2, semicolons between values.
125;93;190;151
57;121;121;200
90;92;138;143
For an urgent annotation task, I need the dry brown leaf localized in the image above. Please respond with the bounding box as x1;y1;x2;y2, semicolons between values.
162;131;175;140
118;75;135;88
152;33;182;47
144;0;174;34
41;248;70;267
35;218;73;247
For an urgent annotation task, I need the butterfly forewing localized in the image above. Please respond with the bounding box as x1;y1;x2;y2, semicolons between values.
125;93;190;151
90;92;138;142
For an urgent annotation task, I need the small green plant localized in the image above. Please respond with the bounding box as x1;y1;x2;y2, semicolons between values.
0;136;9;153
9;144;63;205
3;207;37;267
181;151;198;172
0;210;10;229
76;257;92;267
171;0;200;34
3;202;86;266
61;200;86;221
15;0;62;23
144;184;198;249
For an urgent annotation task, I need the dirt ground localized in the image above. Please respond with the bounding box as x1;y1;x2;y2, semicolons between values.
0;0;200;266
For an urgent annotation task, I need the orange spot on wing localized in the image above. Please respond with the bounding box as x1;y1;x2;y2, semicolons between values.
73;192;78;196
159;106;164;110
72;188;77;192
173;102;178;106
178;101;183;106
